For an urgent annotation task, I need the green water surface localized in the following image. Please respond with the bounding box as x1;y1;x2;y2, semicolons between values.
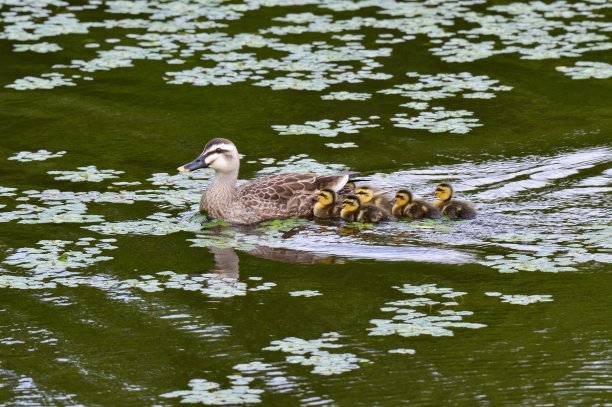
0;1;611;406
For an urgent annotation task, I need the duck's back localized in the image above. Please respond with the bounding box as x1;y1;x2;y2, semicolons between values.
235;173;348;221
440;200;476;220
407;199;442;219
357;205;389;223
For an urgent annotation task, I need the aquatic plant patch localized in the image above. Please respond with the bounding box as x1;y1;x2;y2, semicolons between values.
160;375;264;405
369;283;485;339
379;72;512;101
288;290;322;297
48;166;124;183
555;61;612;80
391;108;482;134
1;238;118;289
485;292;554;305
272;117;379;137
321;91;371;101
7;150;66;162
264;332;370;376
13;42;62;53
324;142;358;149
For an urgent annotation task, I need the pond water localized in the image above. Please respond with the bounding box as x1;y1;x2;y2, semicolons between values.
1;0;611;405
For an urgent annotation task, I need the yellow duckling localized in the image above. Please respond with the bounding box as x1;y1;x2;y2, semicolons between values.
354;186;392;213
392;189;441;219
337;178;368;197
433;183;477;220
341;195;389;223
313;189;340;219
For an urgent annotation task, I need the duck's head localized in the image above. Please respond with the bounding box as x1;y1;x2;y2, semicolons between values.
317;189;337;206
434;183;453;201
178;138;240;174
354;187;376;204
392;189;413;208
341;195;360;213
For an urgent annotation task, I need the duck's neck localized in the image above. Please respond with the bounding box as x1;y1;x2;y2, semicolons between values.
433;196;450;209
203;170;238;215
340;208;356;221
391;203;405;217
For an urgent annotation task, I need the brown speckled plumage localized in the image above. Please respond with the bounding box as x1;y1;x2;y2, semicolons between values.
184;139;349;224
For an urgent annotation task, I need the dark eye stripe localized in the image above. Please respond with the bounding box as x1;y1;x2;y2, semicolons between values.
204;149;227;159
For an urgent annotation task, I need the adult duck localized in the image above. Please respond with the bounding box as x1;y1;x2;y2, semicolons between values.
178;138;349;224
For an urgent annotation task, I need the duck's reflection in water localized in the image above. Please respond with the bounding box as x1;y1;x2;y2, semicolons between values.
208;245;341;280
192;220;472;281
209;247;240;279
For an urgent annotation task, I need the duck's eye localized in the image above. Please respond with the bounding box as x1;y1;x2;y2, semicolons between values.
215;148;223;154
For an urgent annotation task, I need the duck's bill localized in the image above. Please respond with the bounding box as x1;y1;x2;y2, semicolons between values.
177;156;208;172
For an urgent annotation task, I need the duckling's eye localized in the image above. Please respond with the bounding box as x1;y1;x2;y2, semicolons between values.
215;148;223;154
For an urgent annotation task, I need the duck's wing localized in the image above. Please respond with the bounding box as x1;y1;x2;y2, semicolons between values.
237;173;349;216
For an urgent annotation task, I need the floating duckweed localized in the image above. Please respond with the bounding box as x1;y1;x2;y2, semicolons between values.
321;91;371;101
256;154;347;175
3;0;610;97
289;290;322;297
286;351;370;376
264;332;369;375
272;117;379;137
5;73;75;90
485;292;554;305
249;282;277;292
388;348;416;355
369;284;485;338
324;142;358;149
7;150;66;162
118;270;278;299
0;187;17;197
393;283;456;296
111;181;141;186
83;212;202;235
478;233;609;273
555;62;612;80
264;332;343;355
0;202;104;224
48;166;124;182
1;238;117;290
13;42;62;53
160;375;263;405
400;102;429;110
463;92;496;99
391;108;482;134
233;361;274;374
380;72;511;101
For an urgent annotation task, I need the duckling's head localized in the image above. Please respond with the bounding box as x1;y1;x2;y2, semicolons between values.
317;189;337;206
355;187;375;204
341;195;361;213
178;138;240;174
434;183;453;201
393;190;413;207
